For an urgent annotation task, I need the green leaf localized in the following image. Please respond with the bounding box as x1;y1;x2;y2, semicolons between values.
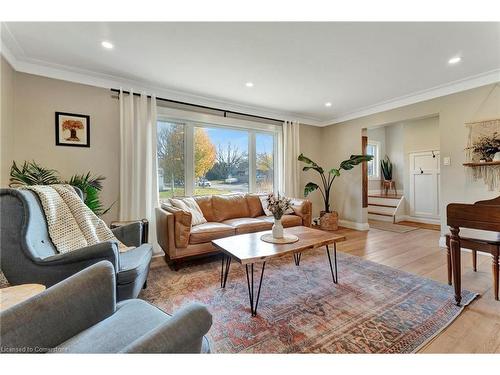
329;168;340;176
303;182;319;197
298;153;324;174
9;160;60;187
339;154;373;170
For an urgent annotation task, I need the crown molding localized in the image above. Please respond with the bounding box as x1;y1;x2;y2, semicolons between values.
0;41;323;126
2;28;499;128
322;68;500;126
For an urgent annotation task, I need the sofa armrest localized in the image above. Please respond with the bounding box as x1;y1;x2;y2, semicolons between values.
39;241;119;271
111;221;143;247
120;302;212;353
0;261;116;353
291;198;312;227
161;205;192;248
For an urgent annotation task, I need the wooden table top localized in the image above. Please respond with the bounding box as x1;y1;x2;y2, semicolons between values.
212;226;345;264
0;284;46;312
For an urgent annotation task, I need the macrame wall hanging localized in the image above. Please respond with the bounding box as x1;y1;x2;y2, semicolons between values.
463;83;500;191
465;118;500;191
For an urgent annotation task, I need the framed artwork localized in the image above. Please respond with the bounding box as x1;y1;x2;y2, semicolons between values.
55;112;90;147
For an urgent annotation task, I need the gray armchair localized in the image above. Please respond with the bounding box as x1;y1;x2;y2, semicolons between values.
0;188;152;301
0;261;212;353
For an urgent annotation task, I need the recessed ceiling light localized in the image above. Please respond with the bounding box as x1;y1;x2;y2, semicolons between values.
448;56;461;65
101;41;114;49
245;82;254;88
325;102;332;107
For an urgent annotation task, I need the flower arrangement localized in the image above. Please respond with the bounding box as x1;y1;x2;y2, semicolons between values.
466;132;500;161
266;193;292;220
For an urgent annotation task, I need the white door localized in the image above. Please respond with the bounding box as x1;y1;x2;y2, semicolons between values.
409;151;440;219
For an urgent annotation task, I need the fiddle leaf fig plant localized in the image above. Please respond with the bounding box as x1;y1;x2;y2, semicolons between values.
298;154;373;213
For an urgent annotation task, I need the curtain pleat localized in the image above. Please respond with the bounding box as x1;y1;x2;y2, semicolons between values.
282;120;300;197
119;90;160;254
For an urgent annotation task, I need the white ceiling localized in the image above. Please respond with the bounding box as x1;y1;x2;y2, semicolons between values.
2;22;500;125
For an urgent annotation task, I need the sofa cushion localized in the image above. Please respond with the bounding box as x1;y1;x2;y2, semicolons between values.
194;196;216;222
458;228;500;243
189;222;235;244
58;299;168;353
257;214;302;228
118;244;153;285
246;194;265;218
222;217;272;234
212;194;250;221
169;197;207;226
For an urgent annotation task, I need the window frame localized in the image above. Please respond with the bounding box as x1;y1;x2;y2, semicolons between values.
157;107;281;197
367;140;381;180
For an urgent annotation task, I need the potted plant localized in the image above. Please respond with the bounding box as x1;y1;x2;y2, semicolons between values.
381;155;393;181
298;154;373;231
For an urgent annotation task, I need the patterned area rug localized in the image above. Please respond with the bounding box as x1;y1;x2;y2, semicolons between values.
140;249;477;353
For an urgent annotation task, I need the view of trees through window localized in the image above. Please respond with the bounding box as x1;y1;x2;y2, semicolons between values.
157;121;275;201
195;127;249;195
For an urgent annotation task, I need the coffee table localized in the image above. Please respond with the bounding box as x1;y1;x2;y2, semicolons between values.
212;226;346;316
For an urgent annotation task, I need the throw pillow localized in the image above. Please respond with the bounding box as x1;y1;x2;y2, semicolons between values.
169;197;207;226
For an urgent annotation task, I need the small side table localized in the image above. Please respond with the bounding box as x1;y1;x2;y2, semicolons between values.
0;284;46;312
110;219;149;244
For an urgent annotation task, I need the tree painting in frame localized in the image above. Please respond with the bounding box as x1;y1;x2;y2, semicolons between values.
55;112;90;147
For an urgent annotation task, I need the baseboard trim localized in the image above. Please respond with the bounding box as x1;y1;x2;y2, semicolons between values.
339;219;370;231
397;215;441;225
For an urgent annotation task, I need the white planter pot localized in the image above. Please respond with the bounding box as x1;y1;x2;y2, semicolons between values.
272;218;284;239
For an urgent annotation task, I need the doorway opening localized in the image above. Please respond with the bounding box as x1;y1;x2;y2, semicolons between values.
362;115;440;228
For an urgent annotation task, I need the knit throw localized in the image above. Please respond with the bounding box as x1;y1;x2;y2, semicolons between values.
23;185;130;253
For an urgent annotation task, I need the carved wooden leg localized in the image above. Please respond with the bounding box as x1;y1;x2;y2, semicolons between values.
472;250;477;272
450;227;462;306
446;243;452;286
493;249;499;301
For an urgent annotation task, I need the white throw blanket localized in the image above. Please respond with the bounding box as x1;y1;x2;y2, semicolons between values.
23;184;130;253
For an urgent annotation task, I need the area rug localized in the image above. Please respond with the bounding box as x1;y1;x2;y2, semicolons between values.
140;249;477;353
368;220;418;233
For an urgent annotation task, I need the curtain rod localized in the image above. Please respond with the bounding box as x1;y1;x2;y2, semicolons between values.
110;88;284;124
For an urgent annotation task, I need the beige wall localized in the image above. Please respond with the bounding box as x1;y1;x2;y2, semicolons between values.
321;83;500;231
1;57;15;187
2;67;120;222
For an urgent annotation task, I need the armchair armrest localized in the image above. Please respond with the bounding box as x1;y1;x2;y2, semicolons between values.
291;198;312;227
161;205;192;248
40;241;119;271
0;261;116;353
111;221;145;247
120;302;212;353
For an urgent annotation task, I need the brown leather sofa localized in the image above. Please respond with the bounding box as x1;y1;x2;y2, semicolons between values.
156;193;312;264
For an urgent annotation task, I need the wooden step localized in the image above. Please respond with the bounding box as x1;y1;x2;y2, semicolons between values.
368;203;397;208
368;194;403;199
368;211;394;217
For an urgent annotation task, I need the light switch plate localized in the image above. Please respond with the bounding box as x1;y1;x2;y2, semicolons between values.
443;156;451;166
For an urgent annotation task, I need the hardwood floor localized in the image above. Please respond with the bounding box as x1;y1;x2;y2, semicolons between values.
397;220;441;231
152;225;500;353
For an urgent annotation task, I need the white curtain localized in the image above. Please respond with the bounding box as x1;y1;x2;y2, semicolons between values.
119;90;161;254
282;120;301;197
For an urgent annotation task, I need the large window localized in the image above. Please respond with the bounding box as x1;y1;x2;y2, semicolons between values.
157;121;185;200
366;141;380;179
194;127;249;195
156;109;280;203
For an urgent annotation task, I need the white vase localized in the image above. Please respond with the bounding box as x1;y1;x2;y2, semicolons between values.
272;218;284;239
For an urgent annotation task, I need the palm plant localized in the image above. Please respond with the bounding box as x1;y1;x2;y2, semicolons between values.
298;154;373;213
9;161;60;187
380;155;393;181
9;161;113;216
66;172;114;216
